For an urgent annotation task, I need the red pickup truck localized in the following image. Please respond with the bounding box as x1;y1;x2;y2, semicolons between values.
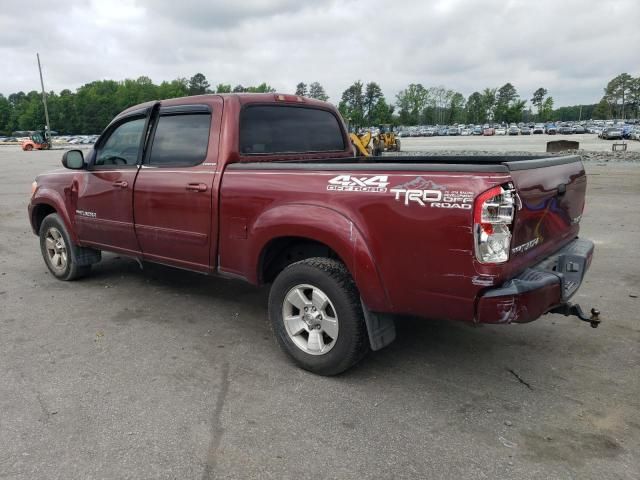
28;93;599;375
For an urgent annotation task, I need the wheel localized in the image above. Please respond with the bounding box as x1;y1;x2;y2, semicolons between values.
24;144;33;151
39;214;92;280
395;138;401;152
268;258;370;375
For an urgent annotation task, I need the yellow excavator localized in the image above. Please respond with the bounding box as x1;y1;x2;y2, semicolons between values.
349;125;400;157
350;131;382;157
377;124;401;152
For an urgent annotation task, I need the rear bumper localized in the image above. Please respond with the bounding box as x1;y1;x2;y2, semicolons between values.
476;238;594;324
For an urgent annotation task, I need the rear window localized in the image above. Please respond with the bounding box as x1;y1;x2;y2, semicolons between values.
240;105;345;154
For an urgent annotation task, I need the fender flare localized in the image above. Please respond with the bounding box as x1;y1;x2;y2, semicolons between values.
249;203;390;312
30;188;78;243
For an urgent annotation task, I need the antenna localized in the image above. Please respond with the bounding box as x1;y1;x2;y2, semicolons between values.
37;53;52;144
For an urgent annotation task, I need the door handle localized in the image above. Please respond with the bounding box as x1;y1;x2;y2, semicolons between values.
112;180;128;188
186;183;208;192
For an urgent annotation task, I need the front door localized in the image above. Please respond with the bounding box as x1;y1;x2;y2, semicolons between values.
133;104;218;271
75;114;147;254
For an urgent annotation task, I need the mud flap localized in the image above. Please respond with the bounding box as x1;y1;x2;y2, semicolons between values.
361;301;396;351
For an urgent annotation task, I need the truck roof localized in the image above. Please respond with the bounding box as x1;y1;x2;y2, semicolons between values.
117;93;333;118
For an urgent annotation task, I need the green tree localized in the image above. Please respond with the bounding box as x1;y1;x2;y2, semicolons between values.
494;83;525;123
396;83;429;125
308;82;328;101
481;88;497;122
531;87;548;120
157;78;188;99
364;82;383;124
188;73;211;95
540;97;554;121
448;92;466;124
295;82;308;96
592;98;611;119
215;84;232;93
466;92;484;124
338;81;365;130
605;73;634;119
245;83;276;93
0;94;12;133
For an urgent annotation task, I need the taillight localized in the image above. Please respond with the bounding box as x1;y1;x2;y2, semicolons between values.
474;184;516;264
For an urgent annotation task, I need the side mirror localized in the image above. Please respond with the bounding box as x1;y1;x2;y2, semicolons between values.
62;150;85;169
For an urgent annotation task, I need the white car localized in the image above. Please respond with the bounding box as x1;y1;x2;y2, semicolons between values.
495;127;507;135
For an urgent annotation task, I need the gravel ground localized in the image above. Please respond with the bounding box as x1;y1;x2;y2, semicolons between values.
0;145;639;480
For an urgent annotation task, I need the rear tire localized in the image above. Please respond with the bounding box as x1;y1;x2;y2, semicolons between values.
268;258;370;375
39;213;92;281
24;144;33;151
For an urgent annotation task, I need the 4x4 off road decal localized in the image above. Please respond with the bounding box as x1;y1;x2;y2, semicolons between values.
390;176;473;209
327;175;389;193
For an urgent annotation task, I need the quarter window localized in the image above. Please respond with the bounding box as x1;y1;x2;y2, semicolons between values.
148;114;211;166
95;117;146;166
240;106;345;154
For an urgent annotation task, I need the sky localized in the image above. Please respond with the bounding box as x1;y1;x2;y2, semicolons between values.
2;0;639;108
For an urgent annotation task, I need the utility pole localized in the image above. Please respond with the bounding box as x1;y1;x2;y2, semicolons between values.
37;53;52;144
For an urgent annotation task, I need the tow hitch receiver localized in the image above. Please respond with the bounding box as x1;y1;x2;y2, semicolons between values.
550;303;601;328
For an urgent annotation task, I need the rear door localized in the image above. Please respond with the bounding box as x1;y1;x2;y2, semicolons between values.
75;111;149;254
133;103;220;272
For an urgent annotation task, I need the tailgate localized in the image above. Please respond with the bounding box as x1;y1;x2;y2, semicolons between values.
504;156;586;272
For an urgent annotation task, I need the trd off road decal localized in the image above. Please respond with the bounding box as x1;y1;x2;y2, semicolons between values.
327;175;389;193
390;176;473;209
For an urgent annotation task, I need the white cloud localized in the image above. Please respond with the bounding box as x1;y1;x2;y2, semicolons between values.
1;0;638;107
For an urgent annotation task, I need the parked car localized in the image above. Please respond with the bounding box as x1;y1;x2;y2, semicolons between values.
601;127;623;140
629;128;640;141
573;125;586;134
508;127;520;135
558;126;574;135
533;124;545;134
472;127;483;135
26;92;599;375
520;126;531;135
495;127;507;135
546;124;557;135
483;127;495;136
447;127;460;136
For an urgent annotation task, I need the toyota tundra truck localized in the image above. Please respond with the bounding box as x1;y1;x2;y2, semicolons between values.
28;93;599;375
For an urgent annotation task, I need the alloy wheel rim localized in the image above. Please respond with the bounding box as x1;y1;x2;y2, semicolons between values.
282;284;339;355
45;227;68;272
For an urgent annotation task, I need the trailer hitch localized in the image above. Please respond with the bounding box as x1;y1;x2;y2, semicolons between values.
550;303;601;328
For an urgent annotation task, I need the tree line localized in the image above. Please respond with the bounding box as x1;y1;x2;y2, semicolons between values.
0;72;637;135
0;73;279;135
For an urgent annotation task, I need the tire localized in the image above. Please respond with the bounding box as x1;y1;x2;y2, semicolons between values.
39;213;92;281
268;258;370;375
24;144;33;151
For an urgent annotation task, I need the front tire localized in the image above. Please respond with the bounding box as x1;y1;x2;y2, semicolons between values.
269;258;370;375
39;214;92;281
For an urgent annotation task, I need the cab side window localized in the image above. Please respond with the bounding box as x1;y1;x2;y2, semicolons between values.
148;114;211;166
95;117;146;167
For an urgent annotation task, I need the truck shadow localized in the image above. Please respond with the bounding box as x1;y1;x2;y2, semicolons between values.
86;253;570;385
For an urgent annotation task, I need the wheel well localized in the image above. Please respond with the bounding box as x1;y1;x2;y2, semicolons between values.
260;237;343;284
32;204;56;233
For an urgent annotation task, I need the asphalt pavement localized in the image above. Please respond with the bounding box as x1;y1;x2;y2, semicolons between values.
0;145;638;479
